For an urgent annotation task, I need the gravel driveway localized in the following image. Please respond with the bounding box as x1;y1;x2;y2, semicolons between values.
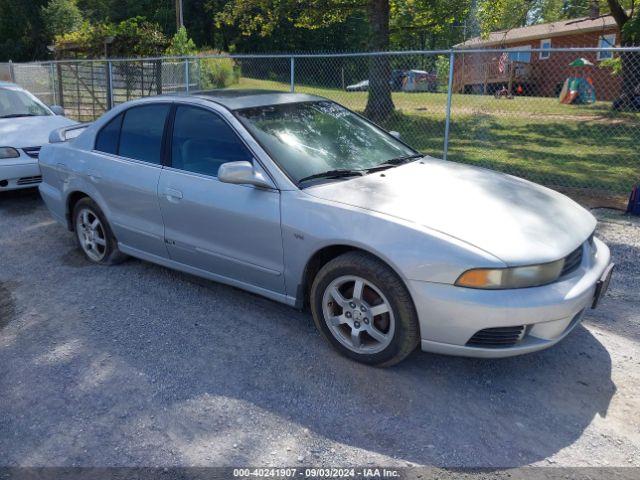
1;189;639;468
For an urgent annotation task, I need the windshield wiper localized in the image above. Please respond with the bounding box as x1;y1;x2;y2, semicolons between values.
297;154;423;185
0;113;39;119
367;153;423;172
298;169;364;185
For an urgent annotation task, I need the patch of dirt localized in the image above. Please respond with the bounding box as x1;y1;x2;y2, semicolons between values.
0;189;42;217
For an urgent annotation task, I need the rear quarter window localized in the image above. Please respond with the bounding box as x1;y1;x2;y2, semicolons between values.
95;113;123;154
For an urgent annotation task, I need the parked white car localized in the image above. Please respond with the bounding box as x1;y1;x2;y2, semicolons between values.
0;82;76;191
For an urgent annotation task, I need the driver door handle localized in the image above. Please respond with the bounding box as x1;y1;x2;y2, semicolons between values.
164;187;183;201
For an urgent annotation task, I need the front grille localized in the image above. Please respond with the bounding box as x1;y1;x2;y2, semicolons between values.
466;325;525;348
22;146;41;159
561;245;583;277
16;175;42;185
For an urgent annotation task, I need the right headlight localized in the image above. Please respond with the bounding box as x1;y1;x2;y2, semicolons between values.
455;259;565;289
0;147;20;159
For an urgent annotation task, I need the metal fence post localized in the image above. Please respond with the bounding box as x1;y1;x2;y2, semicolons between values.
155;59;163;95
290;56;295;93
49;63;58;105
8;60;15;82
106;61;114;110
443;50;455;161
185;58;190;93
56;63;64;108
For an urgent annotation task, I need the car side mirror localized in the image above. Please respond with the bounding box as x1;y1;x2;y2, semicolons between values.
218;161;273;189
389;130;401;140
50;105;65;116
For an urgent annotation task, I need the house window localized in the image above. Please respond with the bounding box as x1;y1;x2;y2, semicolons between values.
597;34;616;60
508;46;532;63
539;39;551;59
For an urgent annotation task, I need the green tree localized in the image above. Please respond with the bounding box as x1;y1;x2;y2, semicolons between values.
41;0;84;39
166;26;197;56
606;1;640;104
54;16;167;57
217;0;397;120
75;0;112;22
390;0;470;50
77;0;175;34
0;0;49;61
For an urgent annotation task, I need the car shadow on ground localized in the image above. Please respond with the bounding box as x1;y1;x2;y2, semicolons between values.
0;188;619;467
0;188;42;216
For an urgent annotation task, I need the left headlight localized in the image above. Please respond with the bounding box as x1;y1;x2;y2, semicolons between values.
455;259;565;289
0;147;20;159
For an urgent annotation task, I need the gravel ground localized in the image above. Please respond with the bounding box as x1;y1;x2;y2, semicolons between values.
0;190;639;469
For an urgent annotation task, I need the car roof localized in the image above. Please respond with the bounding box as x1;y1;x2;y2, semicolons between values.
193;89;327;110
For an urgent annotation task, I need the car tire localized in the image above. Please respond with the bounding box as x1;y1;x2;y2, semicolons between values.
73;197;126;265
310;251;420;367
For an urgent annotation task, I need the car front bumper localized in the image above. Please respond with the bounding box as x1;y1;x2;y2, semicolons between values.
409;237;612;358
0;158;41;191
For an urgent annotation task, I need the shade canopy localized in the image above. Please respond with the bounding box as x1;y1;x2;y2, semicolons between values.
569;57;595;67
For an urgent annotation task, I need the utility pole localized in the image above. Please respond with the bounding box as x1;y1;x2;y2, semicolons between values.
175;0;184;31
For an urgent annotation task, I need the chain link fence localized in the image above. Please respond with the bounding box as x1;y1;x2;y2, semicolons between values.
2;48;639;206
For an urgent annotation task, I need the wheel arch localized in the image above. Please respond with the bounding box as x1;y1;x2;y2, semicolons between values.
297;243;411;310
65;190;91;231
65;190;114;235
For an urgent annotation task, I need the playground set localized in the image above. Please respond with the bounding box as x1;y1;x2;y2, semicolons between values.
558;58;597;104
558;76;596;104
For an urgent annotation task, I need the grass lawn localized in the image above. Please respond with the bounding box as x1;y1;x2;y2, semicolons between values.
232;77;639;198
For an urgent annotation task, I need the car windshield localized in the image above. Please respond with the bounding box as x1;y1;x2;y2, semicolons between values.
235;101;418;184
0;87;51;118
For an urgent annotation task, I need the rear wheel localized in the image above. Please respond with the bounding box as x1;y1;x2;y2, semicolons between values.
310;251;419;366
73;198;126;265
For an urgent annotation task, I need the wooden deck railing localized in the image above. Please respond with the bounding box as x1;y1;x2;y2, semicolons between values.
454;60;532;92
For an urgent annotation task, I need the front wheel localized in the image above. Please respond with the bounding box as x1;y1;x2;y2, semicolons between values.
310;252;420;367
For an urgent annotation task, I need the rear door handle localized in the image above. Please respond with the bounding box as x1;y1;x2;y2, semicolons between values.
165;188;183;201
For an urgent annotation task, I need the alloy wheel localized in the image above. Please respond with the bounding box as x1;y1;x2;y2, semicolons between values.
321;275;395;354
76;208;107;262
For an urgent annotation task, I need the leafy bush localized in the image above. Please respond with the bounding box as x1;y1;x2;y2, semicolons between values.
435;55;450;87
199;56;239;89
54;17;167;58
599;57;622;77
621;14;640;44
166;27;197;56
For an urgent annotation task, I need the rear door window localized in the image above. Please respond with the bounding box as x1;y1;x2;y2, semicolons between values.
119;104;170;164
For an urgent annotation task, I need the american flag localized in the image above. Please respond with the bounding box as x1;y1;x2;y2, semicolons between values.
498;52;508;74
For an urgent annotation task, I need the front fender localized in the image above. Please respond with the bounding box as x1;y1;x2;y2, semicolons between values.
281;190;505;298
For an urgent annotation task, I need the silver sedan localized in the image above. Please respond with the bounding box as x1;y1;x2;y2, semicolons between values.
38;91;613;366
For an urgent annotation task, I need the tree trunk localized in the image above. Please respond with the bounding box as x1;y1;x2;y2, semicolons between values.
619;37;640;104
606;0;639;108
364;0;394;122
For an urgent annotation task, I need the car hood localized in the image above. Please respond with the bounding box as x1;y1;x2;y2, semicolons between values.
304;158;596;265
0;115;77;148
